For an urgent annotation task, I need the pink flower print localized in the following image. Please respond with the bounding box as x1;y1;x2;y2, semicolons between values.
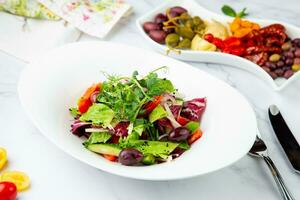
83;14;90;21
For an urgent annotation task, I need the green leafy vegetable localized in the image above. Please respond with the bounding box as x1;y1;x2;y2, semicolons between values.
221;5;248;18
96;67;174;122
97;74;148;122
221;5;236;17
178;141;190;150
145;122;160;141
149;104;167;123
126;132;140;141
119;140;179;159
69;107;80;118
80;103;114;127
83;132;112;146
236;8;248;18
133;119;146;136
142;72;175;97
185;121;200;133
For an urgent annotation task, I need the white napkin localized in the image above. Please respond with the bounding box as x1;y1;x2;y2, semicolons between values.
0;12;81;62
37;0;132;39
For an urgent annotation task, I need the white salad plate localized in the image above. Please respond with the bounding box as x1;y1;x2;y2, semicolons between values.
18;41;257;180
136;0;300;91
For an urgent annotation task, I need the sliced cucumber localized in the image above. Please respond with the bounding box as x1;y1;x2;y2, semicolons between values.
86;144;121;156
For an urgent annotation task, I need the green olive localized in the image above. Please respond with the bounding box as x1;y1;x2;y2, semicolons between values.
177;38;191;49
176;26;195;39
193;24;206;33
180;12;191;20
142;154;155;165
165;33;180;47
192;16;203;26
178;12;191;24
185;19;194;29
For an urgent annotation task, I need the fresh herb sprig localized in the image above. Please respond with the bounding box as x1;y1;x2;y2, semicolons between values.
96;67;175;122
221;5;248;18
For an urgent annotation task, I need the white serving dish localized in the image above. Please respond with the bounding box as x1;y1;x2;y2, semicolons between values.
136;0;300;91
18;41;257;180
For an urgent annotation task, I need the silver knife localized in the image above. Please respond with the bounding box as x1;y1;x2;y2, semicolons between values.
268;105;300;173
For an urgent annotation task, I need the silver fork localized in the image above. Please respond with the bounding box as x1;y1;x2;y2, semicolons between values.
248;135;294;200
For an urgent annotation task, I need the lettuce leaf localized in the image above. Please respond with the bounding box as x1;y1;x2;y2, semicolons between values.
132;119;146;136
69;107;80;118
149;104;167;123
83;132;112;147
119;139;179;159
80;103;114;127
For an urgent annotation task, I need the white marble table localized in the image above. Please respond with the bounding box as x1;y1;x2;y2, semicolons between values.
1;0;300;199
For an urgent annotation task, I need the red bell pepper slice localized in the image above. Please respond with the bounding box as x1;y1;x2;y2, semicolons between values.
177;115;190;126
144;96;163;114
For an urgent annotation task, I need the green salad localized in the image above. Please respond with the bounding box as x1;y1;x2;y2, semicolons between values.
70;67;206;166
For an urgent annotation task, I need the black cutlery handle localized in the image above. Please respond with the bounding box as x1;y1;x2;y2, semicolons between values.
269;105;300;172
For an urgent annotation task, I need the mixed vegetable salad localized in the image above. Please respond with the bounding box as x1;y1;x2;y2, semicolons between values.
69;67;206;166
143;6;300;80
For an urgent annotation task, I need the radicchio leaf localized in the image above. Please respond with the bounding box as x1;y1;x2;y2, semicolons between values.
156;118;174;134
114;122;130;137
169;105;182;118
71;120;92;137
180;98;206;121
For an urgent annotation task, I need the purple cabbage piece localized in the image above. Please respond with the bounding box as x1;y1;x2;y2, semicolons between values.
114;122;130;137
70;120;92;137
180;98;206;121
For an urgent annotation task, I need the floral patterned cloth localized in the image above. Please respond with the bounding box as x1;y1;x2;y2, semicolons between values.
37;0;132;38
0;0;60;19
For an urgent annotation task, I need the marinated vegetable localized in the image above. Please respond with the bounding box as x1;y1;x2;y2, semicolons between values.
142;5;300;80
69;67;206;166
142;6;206;50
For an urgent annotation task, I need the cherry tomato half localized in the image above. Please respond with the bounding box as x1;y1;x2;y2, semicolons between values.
0;182;17;200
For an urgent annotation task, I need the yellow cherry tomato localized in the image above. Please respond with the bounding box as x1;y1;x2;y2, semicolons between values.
0;171;30;191
0;147;7;170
